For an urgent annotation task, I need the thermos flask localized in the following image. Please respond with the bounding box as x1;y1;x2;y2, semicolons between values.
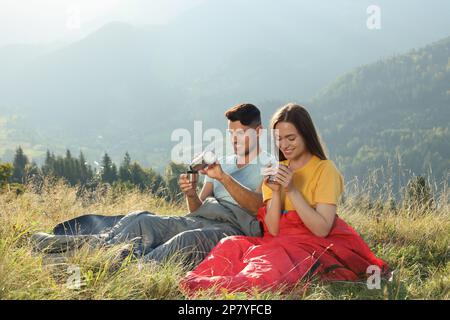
186;151;217;183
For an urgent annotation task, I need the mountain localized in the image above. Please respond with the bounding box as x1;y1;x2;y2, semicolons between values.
0;0;449;174
309;36;450;188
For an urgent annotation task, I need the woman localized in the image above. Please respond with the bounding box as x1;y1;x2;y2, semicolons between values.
180;103;390;295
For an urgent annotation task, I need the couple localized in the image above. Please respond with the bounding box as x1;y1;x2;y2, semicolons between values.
31;103;389;294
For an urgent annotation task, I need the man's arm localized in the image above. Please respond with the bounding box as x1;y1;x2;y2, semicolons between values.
186;182;213;212
218;174;263;215
179;174;214;212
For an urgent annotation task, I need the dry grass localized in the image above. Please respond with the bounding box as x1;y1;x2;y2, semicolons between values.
0;178;448;300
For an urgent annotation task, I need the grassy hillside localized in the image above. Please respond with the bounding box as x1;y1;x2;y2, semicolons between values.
0;177;448;299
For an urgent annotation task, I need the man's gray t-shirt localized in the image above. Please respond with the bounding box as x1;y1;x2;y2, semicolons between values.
203;152;268;205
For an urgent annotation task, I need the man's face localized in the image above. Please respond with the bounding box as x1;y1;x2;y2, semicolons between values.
227;120;260;156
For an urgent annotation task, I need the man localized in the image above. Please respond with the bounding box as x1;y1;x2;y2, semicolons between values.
32;103;268;268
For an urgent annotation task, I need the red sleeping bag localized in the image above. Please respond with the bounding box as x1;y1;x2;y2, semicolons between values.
180;206;389;294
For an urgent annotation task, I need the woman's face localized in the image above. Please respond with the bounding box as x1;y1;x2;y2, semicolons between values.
274;121;306;160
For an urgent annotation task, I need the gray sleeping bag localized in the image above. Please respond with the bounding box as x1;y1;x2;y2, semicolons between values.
51;197;262;267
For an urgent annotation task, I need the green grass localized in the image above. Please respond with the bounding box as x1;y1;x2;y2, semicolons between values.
0;178;448;300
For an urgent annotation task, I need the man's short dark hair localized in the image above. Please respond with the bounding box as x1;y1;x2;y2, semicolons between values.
224;103;261;127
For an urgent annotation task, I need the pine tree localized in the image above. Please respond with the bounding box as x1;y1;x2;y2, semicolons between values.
12;146;29;183
147;168;166;196
130;161;146;189
65;149;75;184
119;152;132;182
78;151;92;184
100;152;117;184
111;163;118;183
42;150;54;176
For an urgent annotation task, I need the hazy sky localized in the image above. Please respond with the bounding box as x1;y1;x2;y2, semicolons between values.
0;0;206;46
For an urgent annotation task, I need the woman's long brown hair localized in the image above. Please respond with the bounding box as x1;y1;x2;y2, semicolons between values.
271;103;327;161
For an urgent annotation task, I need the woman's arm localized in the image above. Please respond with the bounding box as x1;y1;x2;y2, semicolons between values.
286;188;336;237
264;191;282;236
275;165;336;237
262;175;283;236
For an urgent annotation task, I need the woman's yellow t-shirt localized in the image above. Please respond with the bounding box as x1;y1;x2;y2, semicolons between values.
262;155;344;210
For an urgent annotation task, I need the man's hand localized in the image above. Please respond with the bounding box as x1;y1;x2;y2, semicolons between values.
178;174;197;197
200;163;226;182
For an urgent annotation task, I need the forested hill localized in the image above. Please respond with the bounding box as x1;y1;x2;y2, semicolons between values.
310;36;450;187
2;0;450;171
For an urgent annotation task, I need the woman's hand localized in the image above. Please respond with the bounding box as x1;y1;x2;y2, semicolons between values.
273;164;294;192
263;175;281;192
262;167;281;192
